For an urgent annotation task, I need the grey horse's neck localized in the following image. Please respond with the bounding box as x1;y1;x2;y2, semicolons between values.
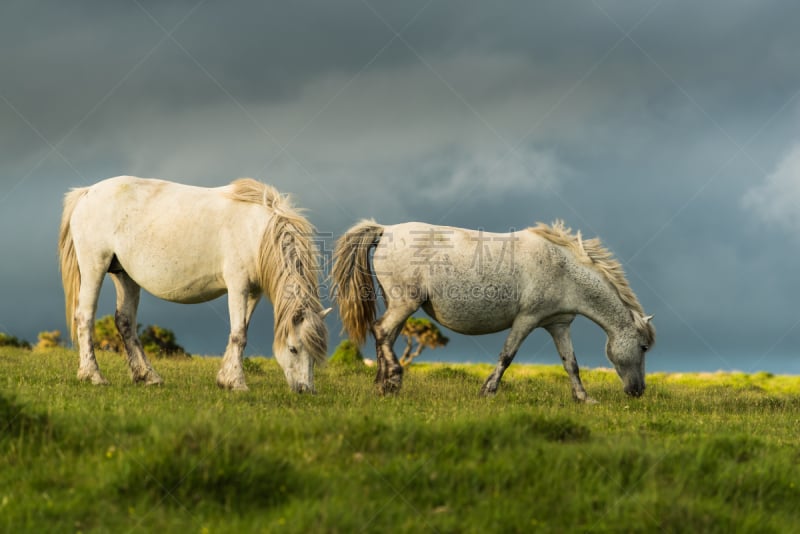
573;270;635;340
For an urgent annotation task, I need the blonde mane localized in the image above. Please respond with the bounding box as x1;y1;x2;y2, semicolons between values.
529;220;655;345
226;178;327;363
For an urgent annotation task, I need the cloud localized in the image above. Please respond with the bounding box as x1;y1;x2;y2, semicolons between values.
415;147;562;199
68;51;568;219
742;145;800;232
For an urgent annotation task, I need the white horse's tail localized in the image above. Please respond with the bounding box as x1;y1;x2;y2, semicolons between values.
332;220;384;346
59;188;89;345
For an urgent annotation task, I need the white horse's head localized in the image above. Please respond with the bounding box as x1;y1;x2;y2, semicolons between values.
605;314;654;397
274;307;331;393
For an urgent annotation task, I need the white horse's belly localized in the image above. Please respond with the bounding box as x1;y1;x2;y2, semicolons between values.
144;276;227;303
422;297;517;335
111;241;229;304
122;261;228;303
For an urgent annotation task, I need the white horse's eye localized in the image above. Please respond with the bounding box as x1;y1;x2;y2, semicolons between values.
289;346;298;355
641;345;649;352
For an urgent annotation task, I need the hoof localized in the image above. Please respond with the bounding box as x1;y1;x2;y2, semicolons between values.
144;374;164;386
480;378;499;397
216;367;248;391
134;371;163;386
78;369;110;385
575;394;598;404
479;385;497;397
216;378;249;391
376;378;402;396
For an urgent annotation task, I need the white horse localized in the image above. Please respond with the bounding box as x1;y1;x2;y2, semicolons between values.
333;220;654;401
59;176;330;392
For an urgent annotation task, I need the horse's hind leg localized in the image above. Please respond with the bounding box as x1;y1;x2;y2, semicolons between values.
371;303;417;395
480;316;537;396
110;272;163;385
75;264;110;385
545;322;596;403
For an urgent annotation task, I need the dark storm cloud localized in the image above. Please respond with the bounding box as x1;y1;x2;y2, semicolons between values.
2;1;800;373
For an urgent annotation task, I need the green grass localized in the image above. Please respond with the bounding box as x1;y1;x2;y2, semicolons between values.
2;347;800;533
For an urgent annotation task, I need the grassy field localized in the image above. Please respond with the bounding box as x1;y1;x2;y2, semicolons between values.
2;347;800;533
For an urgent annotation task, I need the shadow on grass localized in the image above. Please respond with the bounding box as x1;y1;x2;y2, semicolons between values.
117;426;313;511
0;392;52;441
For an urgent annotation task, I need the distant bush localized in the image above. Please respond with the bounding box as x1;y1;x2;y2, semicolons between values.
0;333;31;350
93;315;188;358
399;317;449;366
93;315;124;352
329;340;364;366
140;325;190;359
34;330;62;351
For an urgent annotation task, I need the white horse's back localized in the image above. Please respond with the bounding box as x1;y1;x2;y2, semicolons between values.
70;176;265;303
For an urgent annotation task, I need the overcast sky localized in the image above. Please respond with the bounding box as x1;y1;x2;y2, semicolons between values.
2;1;800;374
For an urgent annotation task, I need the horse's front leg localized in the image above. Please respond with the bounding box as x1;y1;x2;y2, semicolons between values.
480;316;537;396
545;323;597;404
217;290;258;391
110;272;163;385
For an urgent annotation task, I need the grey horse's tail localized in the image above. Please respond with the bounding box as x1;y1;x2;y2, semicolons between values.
58;187;89;345
332;219;384;346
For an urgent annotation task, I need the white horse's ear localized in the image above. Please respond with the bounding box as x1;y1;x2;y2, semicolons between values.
644;315;654;323
320;307;332;319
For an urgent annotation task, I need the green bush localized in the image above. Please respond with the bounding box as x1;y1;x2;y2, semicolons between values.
399;316;449;366
140;324;189;359
34;330;62;351
92;315;188;358
329;339;364;366
93;315;124;352
0;332;31;349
